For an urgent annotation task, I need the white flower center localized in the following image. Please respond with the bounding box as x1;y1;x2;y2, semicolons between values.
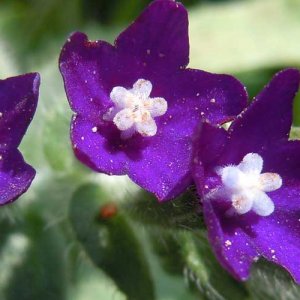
103;79;167;139
216;153;282;216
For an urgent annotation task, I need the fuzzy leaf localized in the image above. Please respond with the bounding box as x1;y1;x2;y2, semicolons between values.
43;112;74;172
180;231;249;300
69;184;155;300
290;127;300;140
293;92;300;126
247;260;300;300
125;189;204;230
149;229;185;276
2;211;67;300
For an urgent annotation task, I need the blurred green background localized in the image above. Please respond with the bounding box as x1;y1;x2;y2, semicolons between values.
0;0;300;299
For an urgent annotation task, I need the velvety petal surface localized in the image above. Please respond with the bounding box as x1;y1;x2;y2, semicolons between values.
60;0;247;200
0;149;35;205
116;0;189;69
222;69;300;163
127;125;194;201
197;139;300;282
202;140;300;283
59;32;116;118
71;112;194;200
193;69;300;282
192;122;228;194
71;115;132;176
59;0;189;117
253;142;300;283
127;71;246;200
0;73;40;149
175;69;247;125
71;67;246;200
0;73;39;205
202;199;258;281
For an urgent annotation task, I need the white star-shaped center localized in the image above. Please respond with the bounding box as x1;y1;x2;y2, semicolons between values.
215;153;282;216
103;79;167;139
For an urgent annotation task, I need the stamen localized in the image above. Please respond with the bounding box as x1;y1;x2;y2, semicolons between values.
259;173;282;192
103;79;167;139
215;153;282;216
232;194;253;214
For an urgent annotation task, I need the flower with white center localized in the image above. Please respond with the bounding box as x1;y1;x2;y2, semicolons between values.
60;0;247;202
103;79;167;139
192;70;300;283
216;153;282;216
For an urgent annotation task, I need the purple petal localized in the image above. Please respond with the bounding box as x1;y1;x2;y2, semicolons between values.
71;114;193;201
252;141;300;282
0;73;39;205
116;0;189;69
0;149;35;205
196;138;300;283
192;124;257;281
71;67;246;200
224;69;300;161
59;31;178;118
203;199;257;281
59;0;189;117
252;140;300;282
249;207;300;283
203;180;300;283
71;115;130;176
0;73;40;149
61;1;247;201
263;140;300;180
192;122;228;194
59;32;115;118
176;69;247;124
127;129;194;201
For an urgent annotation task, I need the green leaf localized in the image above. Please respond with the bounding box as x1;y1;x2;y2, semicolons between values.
69;184;155;300
293;92;300;126
149;229;185;276
43;111;74;172
180;231;249;300
1;211;68;300
290;127;300;140
247;260;300;300
124;189;204;230
70;263;126;300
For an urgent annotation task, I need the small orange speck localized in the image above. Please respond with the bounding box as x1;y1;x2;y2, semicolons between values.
99;203;118;219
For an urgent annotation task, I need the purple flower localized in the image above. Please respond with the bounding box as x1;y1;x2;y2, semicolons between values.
59;0;247;201
192;69;300;282
0;73;39;205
